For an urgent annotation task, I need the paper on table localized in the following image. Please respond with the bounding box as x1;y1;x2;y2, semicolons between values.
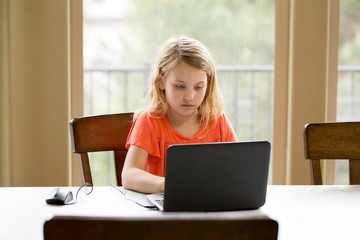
117;187;156;208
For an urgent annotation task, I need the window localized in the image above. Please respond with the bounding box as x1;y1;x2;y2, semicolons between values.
335;1;360;184
83;0;275;185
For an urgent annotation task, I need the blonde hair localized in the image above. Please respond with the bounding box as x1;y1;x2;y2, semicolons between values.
137;36;223;134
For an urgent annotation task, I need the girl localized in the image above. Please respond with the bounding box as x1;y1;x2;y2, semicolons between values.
122;36;237;193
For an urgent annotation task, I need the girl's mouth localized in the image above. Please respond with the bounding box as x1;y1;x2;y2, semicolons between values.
182;104;194;108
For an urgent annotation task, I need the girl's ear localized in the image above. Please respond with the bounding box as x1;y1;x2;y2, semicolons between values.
157;75;165;90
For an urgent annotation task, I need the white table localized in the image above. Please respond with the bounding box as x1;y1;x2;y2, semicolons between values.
1;185;360;240
263;185;360;240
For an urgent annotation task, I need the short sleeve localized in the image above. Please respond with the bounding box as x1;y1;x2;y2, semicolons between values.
218;113;238;142
125;112;161;158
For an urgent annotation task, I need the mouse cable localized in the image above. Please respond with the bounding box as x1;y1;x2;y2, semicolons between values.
110;184;156;209
67;183;93;205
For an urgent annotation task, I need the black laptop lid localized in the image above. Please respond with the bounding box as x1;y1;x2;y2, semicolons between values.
163;141;271;212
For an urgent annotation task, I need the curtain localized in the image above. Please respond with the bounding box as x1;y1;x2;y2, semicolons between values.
0;0;82;186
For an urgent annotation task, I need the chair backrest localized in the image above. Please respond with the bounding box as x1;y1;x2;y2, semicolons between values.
44;215;279;240
70;113;134;186
304;122;360;185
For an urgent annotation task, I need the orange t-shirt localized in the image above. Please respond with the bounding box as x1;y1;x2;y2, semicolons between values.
125;112;237;177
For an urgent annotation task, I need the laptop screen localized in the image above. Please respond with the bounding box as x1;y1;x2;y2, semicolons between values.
153;141;271;212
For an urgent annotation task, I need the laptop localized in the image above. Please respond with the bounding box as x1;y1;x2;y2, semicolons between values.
146;141;271;212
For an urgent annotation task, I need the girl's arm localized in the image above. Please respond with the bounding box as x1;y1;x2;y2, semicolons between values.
121;145;165;194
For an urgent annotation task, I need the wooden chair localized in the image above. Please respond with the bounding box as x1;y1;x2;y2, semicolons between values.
70;112;133;186
44;215;279;240
304;122;360;185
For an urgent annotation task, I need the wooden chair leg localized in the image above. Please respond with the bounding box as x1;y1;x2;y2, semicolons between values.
310;160;322;185
79;153;93;186
114;151;127;186
349;159;360;185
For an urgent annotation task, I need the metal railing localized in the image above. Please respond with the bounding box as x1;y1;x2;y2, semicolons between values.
84;65;360;140
337;66;360;121
84;65;274;141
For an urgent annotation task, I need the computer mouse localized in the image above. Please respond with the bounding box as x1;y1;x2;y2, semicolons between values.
46;188;74;205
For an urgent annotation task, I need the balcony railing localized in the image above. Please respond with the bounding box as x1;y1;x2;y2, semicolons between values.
337;66;360;121
84;65;360;141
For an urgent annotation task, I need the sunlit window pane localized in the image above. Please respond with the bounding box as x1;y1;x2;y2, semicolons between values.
83;0;274;185
335;1;360;184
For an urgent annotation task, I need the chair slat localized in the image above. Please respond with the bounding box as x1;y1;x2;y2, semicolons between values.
349;159;360;184
310;159;322;185
70;113;133;186
304;122;360;185
304;122;360;160
114;150;127;186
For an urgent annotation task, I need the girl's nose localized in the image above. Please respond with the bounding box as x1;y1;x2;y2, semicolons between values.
184;90;194;101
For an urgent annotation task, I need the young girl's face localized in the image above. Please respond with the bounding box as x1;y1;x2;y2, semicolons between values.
159;62;208;120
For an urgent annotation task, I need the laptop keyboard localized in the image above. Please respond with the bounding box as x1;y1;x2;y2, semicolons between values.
155;199;164;207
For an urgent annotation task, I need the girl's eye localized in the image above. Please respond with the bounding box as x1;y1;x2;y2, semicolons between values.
195;86;204;90
175;85;185;89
